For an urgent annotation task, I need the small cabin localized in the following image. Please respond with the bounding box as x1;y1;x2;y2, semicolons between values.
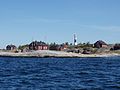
113;44;120;50
94;40;108;48
6;45;17;51
49;43;68;51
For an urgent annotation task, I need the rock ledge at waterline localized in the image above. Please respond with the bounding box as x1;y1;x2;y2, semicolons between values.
0;50;119;58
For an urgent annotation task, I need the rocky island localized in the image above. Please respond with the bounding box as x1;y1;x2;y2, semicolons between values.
0;50;120;58
1;40;120;58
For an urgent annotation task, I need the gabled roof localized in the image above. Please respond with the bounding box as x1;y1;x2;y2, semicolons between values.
29;41;47;46
94;40;107;45
6;44;17;48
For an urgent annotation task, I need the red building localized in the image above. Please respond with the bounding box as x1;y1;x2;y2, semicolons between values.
29;41;48;50
94;40;108;48
49;43;68;51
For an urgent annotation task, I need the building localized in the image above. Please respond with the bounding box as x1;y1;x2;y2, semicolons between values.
49;44;59;51
29;41;48;50
74;34;77;46
113;44;120;50
58;44;67;51
6;44;17;51
49;43;68;51
94;40;108;48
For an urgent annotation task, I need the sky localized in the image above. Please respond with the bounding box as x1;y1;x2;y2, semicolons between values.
0;0;120;48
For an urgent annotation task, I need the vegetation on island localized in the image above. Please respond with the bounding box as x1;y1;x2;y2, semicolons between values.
1;40;120;55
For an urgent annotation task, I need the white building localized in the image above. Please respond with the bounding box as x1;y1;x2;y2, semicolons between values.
74;34;77;46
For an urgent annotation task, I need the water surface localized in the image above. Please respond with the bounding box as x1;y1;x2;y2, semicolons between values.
0;57;120;90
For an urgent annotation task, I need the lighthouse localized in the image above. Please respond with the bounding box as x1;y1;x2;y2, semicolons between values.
74;34;77;46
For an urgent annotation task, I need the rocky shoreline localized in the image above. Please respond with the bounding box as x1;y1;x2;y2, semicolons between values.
0;50;119;58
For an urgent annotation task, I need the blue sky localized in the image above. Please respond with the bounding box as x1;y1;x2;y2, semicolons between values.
0;0;120;48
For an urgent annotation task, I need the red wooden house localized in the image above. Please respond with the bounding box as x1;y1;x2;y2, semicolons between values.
29;41;48;50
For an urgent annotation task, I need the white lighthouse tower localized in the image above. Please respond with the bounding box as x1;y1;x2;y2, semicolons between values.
74;34;77;46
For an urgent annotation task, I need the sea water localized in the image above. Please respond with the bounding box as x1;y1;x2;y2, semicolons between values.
0;57;120;90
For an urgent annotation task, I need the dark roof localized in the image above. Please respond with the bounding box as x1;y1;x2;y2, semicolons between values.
6;45;17;48
94;40;107;45
113;43;120;50
29;41;47;46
